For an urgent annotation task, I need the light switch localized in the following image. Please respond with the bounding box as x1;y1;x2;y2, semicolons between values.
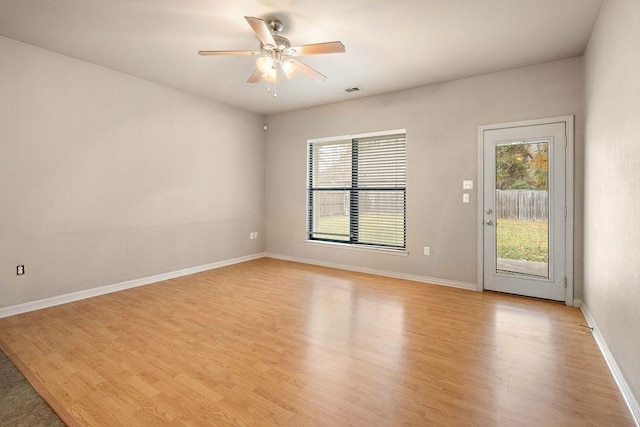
463;193;470;203
463;180;473;190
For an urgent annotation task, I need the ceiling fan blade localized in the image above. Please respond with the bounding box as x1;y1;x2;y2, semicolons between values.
244;16;276;49
290;41;345;56
290;59;327;82
198;50;259;56
247;69;262;83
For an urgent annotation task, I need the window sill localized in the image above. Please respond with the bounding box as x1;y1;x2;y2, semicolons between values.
304;240;409;256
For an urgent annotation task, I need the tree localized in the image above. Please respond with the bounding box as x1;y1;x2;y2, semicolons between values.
531;145;548;189
495;142;548;190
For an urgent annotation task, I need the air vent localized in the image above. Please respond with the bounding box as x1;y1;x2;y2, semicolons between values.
344;86;362;93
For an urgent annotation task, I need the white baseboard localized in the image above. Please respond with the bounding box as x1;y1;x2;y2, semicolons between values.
581;304;640;426
266;252;477;291
0;252;267;319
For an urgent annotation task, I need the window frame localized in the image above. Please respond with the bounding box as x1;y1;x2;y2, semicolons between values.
306;129;407;251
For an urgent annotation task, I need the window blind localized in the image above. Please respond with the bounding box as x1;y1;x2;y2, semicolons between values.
308;132;406;249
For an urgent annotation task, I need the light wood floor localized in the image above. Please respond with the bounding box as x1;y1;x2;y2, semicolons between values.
0;258;633;426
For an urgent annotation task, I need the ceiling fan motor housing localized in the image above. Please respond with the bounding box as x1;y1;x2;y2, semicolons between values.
273;35;291;52
262;37;293;57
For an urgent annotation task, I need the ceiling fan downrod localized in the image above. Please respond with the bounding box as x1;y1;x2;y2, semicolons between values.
267;19;284;33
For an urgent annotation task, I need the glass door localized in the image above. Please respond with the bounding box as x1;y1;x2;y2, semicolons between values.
483;123;566;301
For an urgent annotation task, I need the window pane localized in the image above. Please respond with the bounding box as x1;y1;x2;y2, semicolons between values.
357;137;407;188
311;190;350;241
356;190;405;247
312;142;351;188
495;141;549;278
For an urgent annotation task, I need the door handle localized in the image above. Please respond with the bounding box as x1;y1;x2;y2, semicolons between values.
485;220;494;226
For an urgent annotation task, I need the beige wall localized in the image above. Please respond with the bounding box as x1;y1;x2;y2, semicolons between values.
584;0;640;404
0;37;265;309
265;58;584;292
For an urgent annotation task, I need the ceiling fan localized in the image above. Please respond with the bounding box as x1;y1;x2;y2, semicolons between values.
198;16;345;93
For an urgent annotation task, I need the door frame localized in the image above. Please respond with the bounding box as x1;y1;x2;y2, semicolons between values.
477;116;574;306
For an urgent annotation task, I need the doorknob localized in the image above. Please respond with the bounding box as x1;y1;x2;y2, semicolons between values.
485;220;494;226
486;208;493;215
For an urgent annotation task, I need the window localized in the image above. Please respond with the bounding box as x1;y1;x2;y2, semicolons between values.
307;131;406;250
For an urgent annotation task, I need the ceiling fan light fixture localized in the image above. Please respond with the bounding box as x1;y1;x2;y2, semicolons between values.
256;56;274;73
281;60;294;76
263;67;277;83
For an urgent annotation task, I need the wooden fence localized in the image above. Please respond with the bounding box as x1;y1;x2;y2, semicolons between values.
496;189;548;221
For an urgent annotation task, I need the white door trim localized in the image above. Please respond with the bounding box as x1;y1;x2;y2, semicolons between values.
477;115;574;305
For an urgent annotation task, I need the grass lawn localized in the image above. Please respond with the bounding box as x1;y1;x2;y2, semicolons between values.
316;215;547;262
316;214;404;247
497;219;548;263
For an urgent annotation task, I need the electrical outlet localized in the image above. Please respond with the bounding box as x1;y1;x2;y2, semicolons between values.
423;247;430;256
463;193;470;203
17;265;25;275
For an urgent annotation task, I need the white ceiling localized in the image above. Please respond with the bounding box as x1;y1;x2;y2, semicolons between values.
0;0;603;115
